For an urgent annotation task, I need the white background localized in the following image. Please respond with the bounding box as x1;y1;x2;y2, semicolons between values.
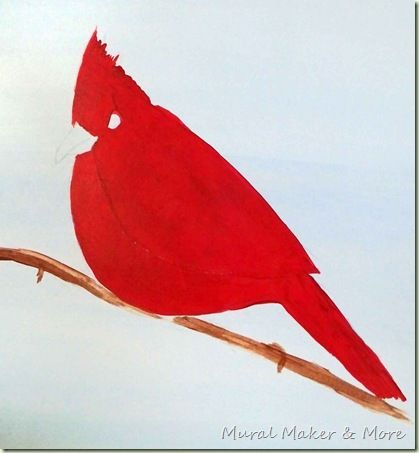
0;0;414;448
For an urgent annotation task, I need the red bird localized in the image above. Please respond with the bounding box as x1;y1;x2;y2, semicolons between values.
70;31;405;401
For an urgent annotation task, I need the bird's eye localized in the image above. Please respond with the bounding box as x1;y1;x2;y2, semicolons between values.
108;112;121;130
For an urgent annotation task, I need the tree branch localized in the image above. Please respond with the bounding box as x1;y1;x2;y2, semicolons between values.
0;246;408;421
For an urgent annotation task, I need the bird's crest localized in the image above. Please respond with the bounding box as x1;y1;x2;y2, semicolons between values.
81;30;119;72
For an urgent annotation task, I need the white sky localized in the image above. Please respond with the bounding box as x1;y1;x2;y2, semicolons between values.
0;0;414;448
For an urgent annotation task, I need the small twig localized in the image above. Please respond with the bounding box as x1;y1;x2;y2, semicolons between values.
0;246;408;421
36;268;44;283
270;342;287;372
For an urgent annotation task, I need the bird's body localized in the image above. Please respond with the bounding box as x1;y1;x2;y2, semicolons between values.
70;31;405;401
72;93;316;315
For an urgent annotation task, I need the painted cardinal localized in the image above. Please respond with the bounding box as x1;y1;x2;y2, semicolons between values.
70;31;405;401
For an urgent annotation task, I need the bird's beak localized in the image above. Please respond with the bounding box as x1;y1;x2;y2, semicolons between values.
54;123;95;164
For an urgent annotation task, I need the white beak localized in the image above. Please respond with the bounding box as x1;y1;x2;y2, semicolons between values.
54;124;95;164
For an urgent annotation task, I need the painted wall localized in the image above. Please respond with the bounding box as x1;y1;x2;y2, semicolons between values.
0;0;414;448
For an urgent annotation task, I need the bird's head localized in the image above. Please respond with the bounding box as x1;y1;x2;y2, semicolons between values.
72;30;119;137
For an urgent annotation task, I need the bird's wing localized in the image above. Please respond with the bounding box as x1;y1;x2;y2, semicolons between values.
91;103;319;278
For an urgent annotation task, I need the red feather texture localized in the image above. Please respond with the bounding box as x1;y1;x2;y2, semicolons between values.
70;31;405;401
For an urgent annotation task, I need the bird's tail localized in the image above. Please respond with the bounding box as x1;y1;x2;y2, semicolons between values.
278;274;405;400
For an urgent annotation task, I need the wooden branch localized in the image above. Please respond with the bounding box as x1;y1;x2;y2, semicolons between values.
0;247;408;421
